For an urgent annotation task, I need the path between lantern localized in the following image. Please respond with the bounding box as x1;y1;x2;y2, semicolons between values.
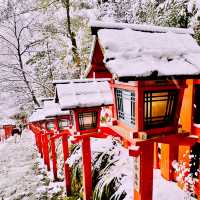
0;130;45;200
0;129;196;200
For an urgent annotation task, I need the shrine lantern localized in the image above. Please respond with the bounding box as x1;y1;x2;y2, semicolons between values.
1;119;16;139
53;79;113;135
46;120;54;131
111;79;187;138
87;21;200;139
86;21;200;200
29;107;46;128
53;78;113;200
42;98;72;131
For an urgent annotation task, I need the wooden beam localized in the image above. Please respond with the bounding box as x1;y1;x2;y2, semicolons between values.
119;75;200;82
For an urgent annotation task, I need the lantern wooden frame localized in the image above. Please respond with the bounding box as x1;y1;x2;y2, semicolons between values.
111;79;187;138
72;107;101;134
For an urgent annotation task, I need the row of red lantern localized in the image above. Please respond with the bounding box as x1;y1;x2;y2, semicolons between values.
29;116;72;195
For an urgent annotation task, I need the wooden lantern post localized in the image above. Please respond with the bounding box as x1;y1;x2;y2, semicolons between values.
62;132;71;196
109;78;187;200
73;108;101;200
29;111;41;150
42;120;55;171
53;79;113;200
51;116;72;195
58;116;73;196
84;21;200;200
153;143;160;169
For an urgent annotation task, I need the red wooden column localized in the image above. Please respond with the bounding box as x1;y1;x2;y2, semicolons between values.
41;132;46;161
43;133;50;171
38;130;43;158
160;143;178;181
62;134;71;195
51;138;58;180
41;133;46;165
180;79;194;133
131;142;154;200
82;137;92;200
153;143;159;169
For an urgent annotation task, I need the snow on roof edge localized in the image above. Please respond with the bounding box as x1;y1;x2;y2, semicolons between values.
90;21;194;35
55;80;113;110
83;35;97;78
53;78;111;85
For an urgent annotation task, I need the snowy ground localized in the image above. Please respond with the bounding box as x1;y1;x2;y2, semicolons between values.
0;130;196;200
0;130;65;200
0;130;44;200
153;170;196;200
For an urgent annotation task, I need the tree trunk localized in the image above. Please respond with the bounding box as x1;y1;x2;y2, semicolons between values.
61;0;81;78
17;38;40;107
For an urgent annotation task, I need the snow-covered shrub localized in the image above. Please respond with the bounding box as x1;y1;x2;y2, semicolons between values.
67;137;133;200
55;137;64;179
68;144;83;198
172;151;199;199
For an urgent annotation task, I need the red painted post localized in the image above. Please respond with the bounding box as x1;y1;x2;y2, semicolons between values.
62;134;71;195
51;138;58;180
153;143;159;169
160;143;178;181
38;131;43;158
133;142;154;200
42;133;47;165
45;134;50;171
82;138;92;200
42;133;50;171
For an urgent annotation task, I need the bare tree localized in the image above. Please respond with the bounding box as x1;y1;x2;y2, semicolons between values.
0;0;49;107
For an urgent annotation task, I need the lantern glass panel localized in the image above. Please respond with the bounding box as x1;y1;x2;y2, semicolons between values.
78;112;98;130
115;89;135;127
194;85;200;124
59;119;68;130
144;90;177;129
47;121;54;130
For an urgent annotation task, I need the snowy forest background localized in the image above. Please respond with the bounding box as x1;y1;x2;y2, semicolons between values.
0;0;200;119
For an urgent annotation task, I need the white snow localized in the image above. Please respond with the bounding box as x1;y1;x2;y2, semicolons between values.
29;99;70;122
29;108;45;123
90;21;194;34
193;123;200;128
43;99;70;118
0;130;43;200
54;79;113;110
96;27;200;78
153;170;196;200
0;118;16;126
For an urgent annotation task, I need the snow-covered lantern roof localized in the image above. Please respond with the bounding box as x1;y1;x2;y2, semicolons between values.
29;108;45;124
85;21;200;80
1;118;16;126
85;21;200;139
43;99;72;131
54;78;113;134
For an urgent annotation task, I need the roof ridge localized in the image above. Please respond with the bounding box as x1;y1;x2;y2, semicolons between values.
90;21;194;35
